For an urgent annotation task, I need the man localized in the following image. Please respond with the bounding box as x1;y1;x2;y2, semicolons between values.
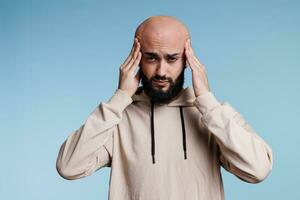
56;15;273;200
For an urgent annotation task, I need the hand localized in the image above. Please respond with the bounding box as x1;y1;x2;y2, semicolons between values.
184;38;210;97
118;37;142;97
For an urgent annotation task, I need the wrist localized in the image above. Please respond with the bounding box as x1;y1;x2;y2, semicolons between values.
118;87;133;97
106;89;133;112
193;91;220;115
195;89;210;98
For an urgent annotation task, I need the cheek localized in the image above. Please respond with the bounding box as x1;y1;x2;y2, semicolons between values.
140;63;155;79
170;62;185;76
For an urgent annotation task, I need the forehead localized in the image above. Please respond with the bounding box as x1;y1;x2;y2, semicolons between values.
140;32;185;56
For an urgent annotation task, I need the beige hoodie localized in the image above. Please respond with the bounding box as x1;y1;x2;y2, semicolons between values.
56;86;273;200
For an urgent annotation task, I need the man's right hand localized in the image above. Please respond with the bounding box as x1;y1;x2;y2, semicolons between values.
118;37;142;97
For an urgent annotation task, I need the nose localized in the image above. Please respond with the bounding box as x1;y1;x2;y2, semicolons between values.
156;60;168;77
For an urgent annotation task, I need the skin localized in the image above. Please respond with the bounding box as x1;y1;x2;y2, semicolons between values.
118;15;210;98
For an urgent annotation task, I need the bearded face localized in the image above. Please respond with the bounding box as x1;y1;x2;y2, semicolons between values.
135;16;189;103
140;67;185;104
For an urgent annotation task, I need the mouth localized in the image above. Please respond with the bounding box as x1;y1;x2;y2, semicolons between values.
153;80;169;86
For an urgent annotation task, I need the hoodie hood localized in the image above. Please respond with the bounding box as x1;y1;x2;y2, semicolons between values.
132;86;196;107
131;86;196;164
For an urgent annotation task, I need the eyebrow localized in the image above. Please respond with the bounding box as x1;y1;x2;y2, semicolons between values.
144;52;180;57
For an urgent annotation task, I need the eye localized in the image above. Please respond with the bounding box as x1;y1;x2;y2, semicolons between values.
168;57;177;62
146;57;156;62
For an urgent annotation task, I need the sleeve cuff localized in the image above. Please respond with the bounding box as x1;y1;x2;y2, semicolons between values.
105;89;133;112
193;91;221;115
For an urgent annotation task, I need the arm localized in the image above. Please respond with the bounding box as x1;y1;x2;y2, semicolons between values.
184;38;273;183
56;89;132;180
194;91;273;183
56;36;142;180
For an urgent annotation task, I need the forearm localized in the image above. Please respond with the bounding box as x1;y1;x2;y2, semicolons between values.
56;89;133;180
194;92;273;183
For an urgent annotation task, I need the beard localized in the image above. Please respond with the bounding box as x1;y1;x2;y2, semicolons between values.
140;68;185;104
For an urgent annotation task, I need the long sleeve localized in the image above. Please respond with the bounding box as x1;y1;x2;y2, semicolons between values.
56;89;133;180
194;91;273;183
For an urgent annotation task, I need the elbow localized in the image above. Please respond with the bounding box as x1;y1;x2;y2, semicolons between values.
55;146;76;180
243;155;273;184
56;160;76;180
55;139;85;180
255;159;273;183
56;165;71;180
236;163;272;184
56;162;87;180
56;157;85;181
235;164;272;184
251;148;273;183
242;142;274;184
246;165;272;184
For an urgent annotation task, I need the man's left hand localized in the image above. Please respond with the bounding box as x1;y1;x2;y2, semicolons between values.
184;38;210;97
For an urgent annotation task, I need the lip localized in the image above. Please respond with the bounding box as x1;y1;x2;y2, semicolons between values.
153;80;169;86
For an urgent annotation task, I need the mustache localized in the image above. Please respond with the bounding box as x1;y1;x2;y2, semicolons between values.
151;75;172;82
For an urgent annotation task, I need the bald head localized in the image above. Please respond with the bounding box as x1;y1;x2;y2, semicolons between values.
134;15;190;53
135;15;189;40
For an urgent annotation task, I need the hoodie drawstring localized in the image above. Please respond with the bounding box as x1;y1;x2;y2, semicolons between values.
150;101;188;164
150;101;156;164
180;106;188;160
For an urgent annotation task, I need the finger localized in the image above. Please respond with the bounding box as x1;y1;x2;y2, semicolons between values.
187;53;199;72
184;41;191;66
190;53;206;71
184;45;191;67
121;38;138;69
185;43;196;70
187;39;197;58
122;38;137;67
186;46;203;73
192;56;206;71
187;38;197;57
129;51;142;73
127;42;141;69
186;40;206;71
188;39;195;54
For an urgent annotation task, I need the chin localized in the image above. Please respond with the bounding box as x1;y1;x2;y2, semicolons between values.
153;84;170;92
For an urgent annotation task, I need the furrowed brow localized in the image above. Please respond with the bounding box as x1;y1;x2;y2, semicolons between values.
166;53;180;57
143;52;181;58
144;52;159;57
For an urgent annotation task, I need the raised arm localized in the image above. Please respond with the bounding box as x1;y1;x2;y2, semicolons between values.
56;37;142;180
56;89;132;180
194;92;273;183
185;38;273;183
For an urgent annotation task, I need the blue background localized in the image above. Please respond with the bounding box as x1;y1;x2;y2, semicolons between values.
1;0;299;199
